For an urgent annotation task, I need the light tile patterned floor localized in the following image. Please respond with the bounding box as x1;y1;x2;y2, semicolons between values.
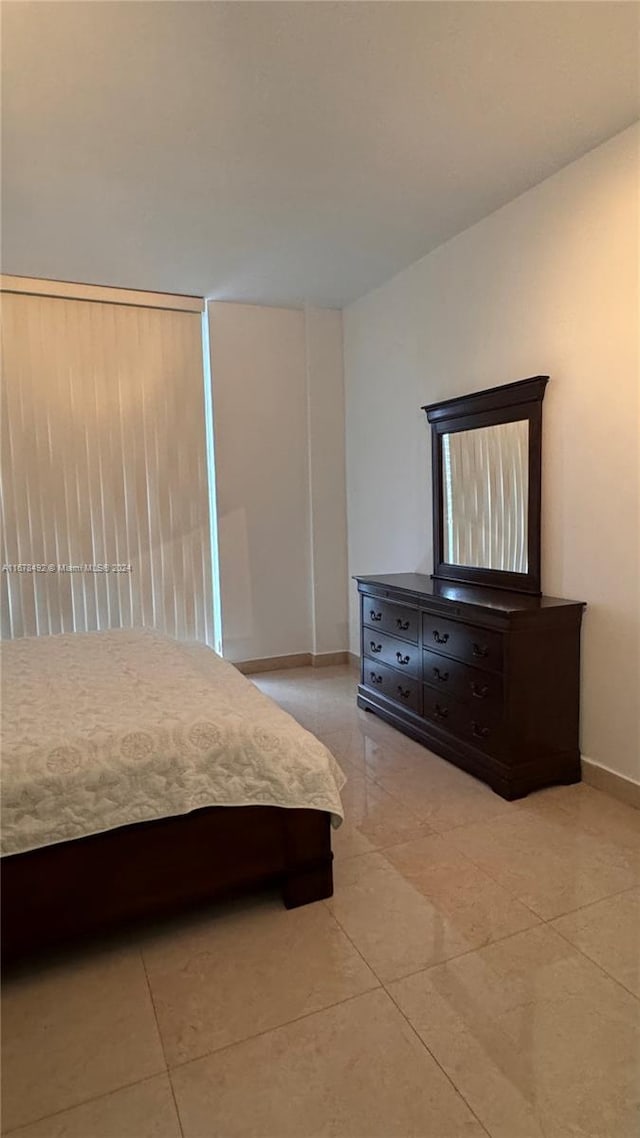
2;665;639;1137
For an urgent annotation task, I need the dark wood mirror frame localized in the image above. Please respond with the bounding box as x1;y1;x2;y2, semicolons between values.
423;375;548;596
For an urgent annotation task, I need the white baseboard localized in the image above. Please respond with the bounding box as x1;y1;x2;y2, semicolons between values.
235;650;351;675
581;757;640;810
311;651;351;668
234;653;311;675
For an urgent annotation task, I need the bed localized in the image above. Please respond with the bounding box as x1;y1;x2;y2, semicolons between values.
1;629;345;963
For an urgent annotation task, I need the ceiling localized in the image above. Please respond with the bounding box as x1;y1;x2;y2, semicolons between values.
2;1;639;308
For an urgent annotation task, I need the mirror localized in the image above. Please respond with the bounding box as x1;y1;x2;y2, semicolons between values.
442;420;529;573
423;376;547;595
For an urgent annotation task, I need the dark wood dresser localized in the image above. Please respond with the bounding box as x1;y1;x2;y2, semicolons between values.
355;573;585;800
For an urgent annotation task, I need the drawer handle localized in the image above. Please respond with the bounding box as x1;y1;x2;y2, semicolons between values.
470;681;489;699
433;667;449;683
433;630;449;645
472;721;489;739
397;685;411;701
396;652;410;666
370;641;382;654
396;618;410;631
434;703;448;720
370;610;382;622
472;643;489;658
369;671;383;685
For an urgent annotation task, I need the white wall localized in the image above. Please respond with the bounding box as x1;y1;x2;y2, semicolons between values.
305;306;349;656
209;301;348;663
344;124;639;784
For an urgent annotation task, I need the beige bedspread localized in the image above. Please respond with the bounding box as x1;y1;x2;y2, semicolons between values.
1;629;345;856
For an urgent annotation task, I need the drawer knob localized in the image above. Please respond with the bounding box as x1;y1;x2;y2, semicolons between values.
370;610;382;622
369;671;383;685
396;618;410;631
433;667;449;683
397;685;411;700
370;641;382;654
396;651;410;666
434;703;448;720
472;721;489;738
472;643;489;658
470;681;489;699
433;630;449;645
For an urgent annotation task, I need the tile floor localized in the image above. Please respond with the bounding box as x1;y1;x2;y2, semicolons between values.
2;664;639;1138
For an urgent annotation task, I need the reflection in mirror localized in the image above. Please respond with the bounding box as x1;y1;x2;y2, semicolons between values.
442;420;529;572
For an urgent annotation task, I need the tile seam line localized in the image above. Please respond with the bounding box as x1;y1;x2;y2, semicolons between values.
549;921;640;1004
1;1070;168;1136
163;981;382;1074
325;904;492;1138
364;806;639;924
4;905;635;1129
391;804;515;835
332;865;639;992
376;911;640;1003
433;804;637;838
384;966;492;1137
381;922;638;1138
366;770;521;831
374;834;540;913
541;883;640;924
139;948;186;1138
6;913;635;1137
339;830;542;919
343;719;637;837
336;797;638;925
373;920;546;987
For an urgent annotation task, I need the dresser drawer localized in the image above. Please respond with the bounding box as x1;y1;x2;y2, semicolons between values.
422;686;504;755
364;630;421;679
362;595;418;644
422;614;503;672
423;649;503;706
457;704;505;756
362;659;420;714
422;685;457;732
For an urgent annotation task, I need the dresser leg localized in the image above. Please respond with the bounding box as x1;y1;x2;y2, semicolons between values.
356;694;374;712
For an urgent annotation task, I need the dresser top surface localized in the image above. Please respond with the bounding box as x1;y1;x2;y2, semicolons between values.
354;573;585;613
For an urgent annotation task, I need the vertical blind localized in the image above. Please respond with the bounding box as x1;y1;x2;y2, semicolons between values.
1;286;215;644
442;419;529;573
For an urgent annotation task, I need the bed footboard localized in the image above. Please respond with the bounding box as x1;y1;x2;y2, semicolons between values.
1;805;334;965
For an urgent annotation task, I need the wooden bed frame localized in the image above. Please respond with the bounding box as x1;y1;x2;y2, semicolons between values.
1;804;334;966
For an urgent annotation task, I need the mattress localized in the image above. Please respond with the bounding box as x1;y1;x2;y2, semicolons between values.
1;629;346;857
